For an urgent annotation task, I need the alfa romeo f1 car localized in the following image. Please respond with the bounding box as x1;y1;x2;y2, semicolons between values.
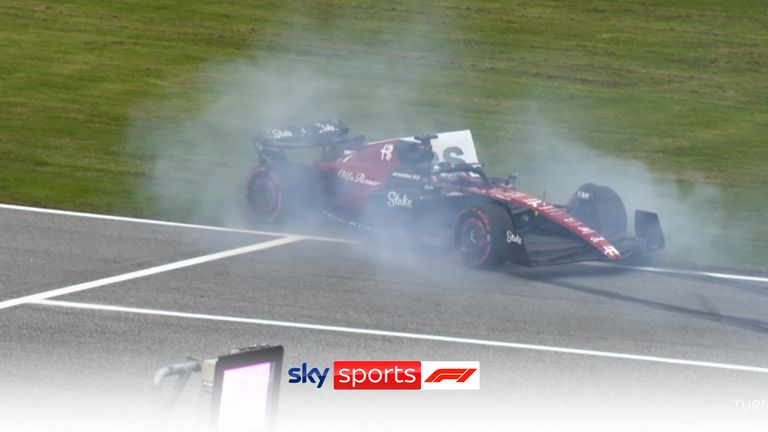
246;120;665;268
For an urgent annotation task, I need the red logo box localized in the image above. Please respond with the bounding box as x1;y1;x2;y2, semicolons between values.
333;361;421;390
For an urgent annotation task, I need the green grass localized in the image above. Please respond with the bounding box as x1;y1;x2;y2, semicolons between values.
1;1;766;269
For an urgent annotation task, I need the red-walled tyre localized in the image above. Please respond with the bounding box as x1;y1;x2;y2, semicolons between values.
246;168;283;223
246;163;316;224
453;204;511;268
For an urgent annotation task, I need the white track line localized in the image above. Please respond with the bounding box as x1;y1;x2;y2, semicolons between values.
31;299;768;375
1;202;766;284
616;264;768;284
0;203;352;244
0;236;302;311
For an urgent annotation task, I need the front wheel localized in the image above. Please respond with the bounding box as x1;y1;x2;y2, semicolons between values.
453;204;512;268
566;183;627;237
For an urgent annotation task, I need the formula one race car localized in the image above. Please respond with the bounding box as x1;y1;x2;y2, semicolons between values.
246;120;665;268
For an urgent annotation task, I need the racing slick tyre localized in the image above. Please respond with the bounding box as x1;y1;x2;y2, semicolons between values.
246;163;314;224
453;204;512;269
566;183;627;238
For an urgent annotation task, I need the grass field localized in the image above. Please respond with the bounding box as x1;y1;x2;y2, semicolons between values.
1;1;766;269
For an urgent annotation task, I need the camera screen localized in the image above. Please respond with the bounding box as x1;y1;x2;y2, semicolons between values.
217;362;272;432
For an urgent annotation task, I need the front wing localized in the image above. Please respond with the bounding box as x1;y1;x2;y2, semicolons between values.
507;210;665;267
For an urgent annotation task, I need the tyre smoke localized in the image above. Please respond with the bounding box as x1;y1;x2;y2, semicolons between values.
123;4;750;269
496;111;735;268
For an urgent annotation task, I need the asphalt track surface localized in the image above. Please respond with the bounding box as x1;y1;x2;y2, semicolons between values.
1;203;768;431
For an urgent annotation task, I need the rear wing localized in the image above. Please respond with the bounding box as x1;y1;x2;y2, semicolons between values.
253;119;364;149
252;119;365;163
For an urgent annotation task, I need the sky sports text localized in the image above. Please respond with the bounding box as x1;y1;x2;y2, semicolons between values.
288;361;479;390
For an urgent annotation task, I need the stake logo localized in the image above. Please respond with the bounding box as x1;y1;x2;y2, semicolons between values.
387;191;413;208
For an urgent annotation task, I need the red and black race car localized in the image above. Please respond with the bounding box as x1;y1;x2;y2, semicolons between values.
246;120;665;268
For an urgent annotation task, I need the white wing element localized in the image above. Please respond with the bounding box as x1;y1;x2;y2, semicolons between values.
425;130;480;165
369;130;480;165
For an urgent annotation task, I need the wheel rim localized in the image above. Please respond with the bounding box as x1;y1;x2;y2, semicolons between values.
247;173;281;222
458;216;490;265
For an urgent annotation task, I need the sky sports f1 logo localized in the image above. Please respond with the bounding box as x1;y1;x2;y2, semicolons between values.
288;361;479;390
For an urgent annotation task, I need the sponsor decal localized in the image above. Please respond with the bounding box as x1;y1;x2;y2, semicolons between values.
391;171;421;181
576;190;591;200
269;128;294;140
438;146;466;165
506;230;522;245
315;122;337;133
524;198;544;208
380;143;394;161
603;245;620;257
542;207;565;216
488;191;526;200
372;130;478;165
590;236;606;244
338;170;381;186
387;191;413;208
577;226;595;234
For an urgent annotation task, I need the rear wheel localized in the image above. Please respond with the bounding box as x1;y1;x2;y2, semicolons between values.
247;163;317;224
453;204;512;268
567;183;627;237
246;169;282;223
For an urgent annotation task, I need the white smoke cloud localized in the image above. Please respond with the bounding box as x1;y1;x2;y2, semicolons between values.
122;3;748;268
492;111;733;267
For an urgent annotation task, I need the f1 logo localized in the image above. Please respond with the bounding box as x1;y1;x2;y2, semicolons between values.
421;362;479;390
332;361;479;390
425;368;476;383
